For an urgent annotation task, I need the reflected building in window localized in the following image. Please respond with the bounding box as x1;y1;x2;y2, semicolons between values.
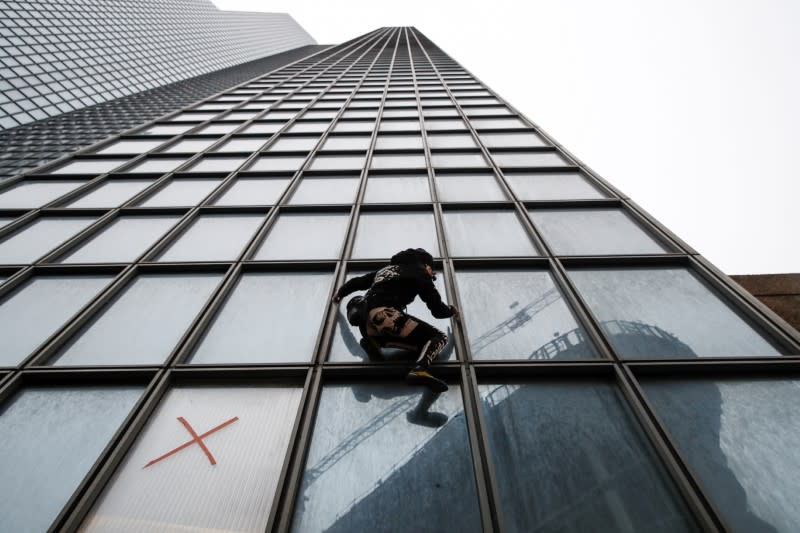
0;26;799;533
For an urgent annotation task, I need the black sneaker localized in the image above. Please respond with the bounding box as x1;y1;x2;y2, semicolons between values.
406;368;448;392
360;337;383;361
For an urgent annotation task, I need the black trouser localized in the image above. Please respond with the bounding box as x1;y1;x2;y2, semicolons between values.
364;306;448;368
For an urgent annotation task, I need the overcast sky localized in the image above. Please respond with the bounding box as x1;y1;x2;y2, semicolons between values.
215;0;798;274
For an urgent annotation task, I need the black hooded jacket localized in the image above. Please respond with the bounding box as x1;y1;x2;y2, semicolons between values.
335;263;454;319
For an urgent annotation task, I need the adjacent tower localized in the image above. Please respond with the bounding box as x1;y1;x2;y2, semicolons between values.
0;27;798;533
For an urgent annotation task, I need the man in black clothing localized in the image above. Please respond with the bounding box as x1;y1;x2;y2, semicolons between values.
332;248;459;392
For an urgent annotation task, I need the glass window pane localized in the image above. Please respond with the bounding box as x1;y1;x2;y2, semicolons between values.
471;117;527;129
188;156;248;173
479;131;547;148
0;386;143;532
430;152;488;169
141;124;193;135
478;381;697;532
137;178;223;207
456;269;596;359
308;154;366;171
643;378;800;533
374;135;423;150
254;213;349;260
492;151;568;167
334;120;375;133
157;214;263;262
213;177;289;206
268;136;320;152
59;215;181;264
161;138;218;154
50;273;223;366
0;274;113;366
352;212;439;259
364;175;431;203
329;272;454;362
196;123;240;135
66;179;155;208
0;180;85;209
427;133;477;149
425;118;467;131
80;386;302;533
530;208;669;255
444;210;537;257
0;216;98;264
242;122;283;134
212;138;265;153
435;174;506;201
49;158;128;175
287;122;330;134
506;172;608;200
291;384;482;533
126;157;188;174
288;177;360;205
371;153;426;169
568;266;786;357
379;120;419;132
191;272;333;363
321;135;371;151
248;155;307;172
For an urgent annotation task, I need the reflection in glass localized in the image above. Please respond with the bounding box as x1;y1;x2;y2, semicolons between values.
0;275;113;366
456;269;597;359
352;212;439;259
191;272;333;363
0;180;85;209
0;216;98;264
80;386;302;533
443;210;538;257
329;272;454;362
0;386;143;532
529;208;669;255
644;378;800;533
291;384;481;533
479;381;698;532
254;213;349;260
568;266;786;357
50;273;222;366
157;214;263;262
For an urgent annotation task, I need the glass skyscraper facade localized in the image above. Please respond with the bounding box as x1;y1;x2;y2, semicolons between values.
0;26;799;533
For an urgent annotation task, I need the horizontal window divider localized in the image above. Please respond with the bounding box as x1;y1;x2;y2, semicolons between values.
0;208;33;218
193;205;270;215
29;263;126;275
275;203;353;214
472;361;616;379
625;358;800;376
440;201;516;210
240;260;339;271
558;254;691;267
170;365;311;381
18;367;161;383
320;363;462;381
34;207;113;217
129;261;233;273
497;165;580;173
115;206;191;216
357;202;434;212
523;198;623;209
235;170;296;178
451;257;551;268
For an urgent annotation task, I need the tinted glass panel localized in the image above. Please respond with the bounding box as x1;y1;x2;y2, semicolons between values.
374;135;423;150
0;386;143;532
568;266;786;357
191;272;333;363
506;172;608;200
644;378;800;533
126;157;187;174
0;180;85;209
59;215;181;264
479;381;697;532
288;177;360;205
291;384;481;533
254;213;349;260
80;386;302;533
363;175;431;203
529;208;669;255
492;151;568;167
352;212;439;259
430;152;488;168
426;133;477;149
471;117;527;129
0;216;97;264
137;178;223;207
308;154;366;171
444;210;538;257
213;138;266;153
50;159;128;175
268;136;320;151
0;275;113;366
213;177;289;206
321;135;371;151
157;214;263;262
50;273;223;365
479;132;547;148
249;155;307;172
66;179;155;208
435;174;506;201
162;138;218;154
189;156;248;173
371;154;426;169
456;269;597;359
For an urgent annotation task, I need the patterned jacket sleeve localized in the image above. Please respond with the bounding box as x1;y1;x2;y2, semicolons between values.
418;276;455;318
335;271;377;299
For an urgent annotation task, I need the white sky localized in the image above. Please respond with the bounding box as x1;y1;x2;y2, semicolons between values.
215;0;799;274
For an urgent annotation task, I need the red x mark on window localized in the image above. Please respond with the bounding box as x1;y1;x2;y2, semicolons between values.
144;416;239;468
